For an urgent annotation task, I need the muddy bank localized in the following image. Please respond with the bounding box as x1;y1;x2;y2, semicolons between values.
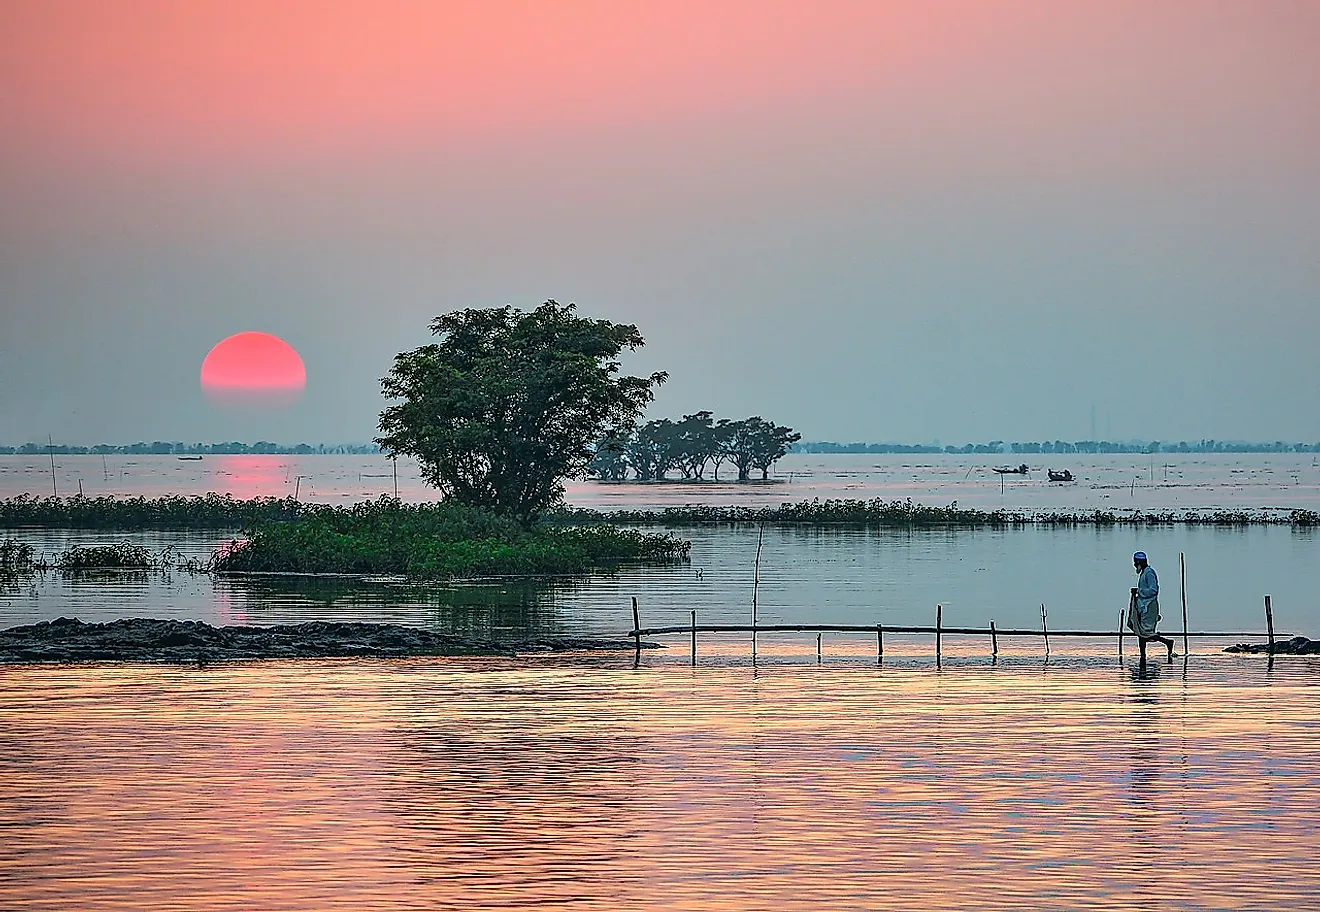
1224;636;1320;656
0;617;654;664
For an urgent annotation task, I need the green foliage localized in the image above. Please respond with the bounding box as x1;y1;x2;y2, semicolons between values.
549;499;1319;529
722;417;802;481
377;301;666;520
0;493;307;530
54;543;155;571
592;413;800;482
0;539;38;571
213;498;690;578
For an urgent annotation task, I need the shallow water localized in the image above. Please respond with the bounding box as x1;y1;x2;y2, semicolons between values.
5;451;1320;512
2;656;1318;911
2;524;1316;640
4;453;1319;908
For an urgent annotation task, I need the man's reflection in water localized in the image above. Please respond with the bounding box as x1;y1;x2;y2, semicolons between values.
1123;661;1176;869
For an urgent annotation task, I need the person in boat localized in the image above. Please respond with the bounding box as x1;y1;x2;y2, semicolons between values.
1127;551;1175;662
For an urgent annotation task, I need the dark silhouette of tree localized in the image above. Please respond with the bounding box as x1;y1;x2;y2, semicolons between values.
674;411;719;479
710;419;736;481
748;419;802;479
587;430;630;481
721;417;800;481
377;301;665;520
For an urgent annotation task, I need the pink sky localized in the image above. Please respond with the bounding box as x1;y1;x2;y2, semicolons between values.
4;1;1314;176
2;1;1318;444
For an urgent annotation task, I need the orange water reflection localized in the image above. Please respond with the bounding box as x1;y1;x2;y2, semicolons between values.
1;659;1317;910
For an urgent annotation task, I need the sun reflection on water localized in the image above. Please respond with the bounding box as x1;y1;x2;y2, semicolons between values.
1;659;1317;910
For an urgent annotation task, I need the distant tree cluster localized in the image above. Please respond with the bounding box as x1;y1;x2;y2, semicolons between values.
0;442;380;456
589;413;801;482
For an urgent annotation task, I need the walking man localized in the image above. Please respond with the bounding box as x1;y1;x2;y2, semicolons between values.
1128;551;1175;663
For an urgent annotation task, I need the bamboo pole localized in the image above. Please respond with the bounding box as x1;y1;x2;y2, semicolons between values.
936;604;943;665
1117;609;1124;659
1041;603;1050;657
877;624;883;662
990;620;998;657
817;632;822;664
1265;595;1275;653
752;522;764;664
632;596;641;655
48;435;58;498
690;609;697;665
1180;552;1189;657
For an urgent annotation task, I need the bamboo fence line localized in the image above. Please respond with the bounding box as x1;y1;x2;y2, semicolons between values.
631;623;1283;638
626;600;1290;664
625;547;1292;664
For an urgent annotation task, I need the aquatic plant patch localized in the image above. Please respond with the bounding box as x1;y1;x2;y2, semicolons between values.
211;499;690;578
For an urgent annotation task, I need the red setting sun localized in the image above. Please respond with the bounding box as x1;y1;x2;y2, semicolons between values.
200;331;306;407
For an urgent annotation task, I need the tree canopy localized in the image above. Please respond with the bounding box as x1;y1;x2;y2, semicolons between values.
377;301;665;520
590;413;800;482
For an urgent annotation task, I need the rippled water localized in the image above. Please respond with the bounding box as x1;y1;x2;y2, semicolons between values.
2;656;1318;911
3;524;1317;640
5;451;1320;511
4;453;1319;908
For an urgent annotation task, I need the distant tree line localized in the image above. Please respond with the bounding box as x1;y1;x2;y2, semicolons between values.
8;437;1317;459
0;442;382;456
589;413;801;482
794;439;1320;455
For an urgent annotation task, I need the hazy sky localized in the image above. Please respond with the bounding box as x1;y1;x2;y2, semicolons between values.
2;0;1317;445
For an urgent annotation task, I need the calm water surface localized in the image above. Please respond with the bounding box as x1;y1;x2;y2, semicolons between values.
2;656;1318;911
5;452;1320;512
3;525;1316;637
4;453;1319;909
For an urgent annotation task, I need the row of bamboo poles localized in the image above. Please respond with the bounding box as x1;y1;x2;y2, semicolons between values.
627;552;1288;665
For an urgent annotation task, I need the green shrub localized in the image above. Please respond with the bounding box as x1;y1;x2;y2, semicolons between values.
212;500;690;578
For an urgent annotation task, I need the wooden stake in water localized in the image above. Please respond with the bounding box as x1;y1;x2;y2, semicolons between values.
817;632;822;665
1180;552;1189;657
632;596;641;656
691;609;697;666
1265;595;1275;654
877;624;883;663
936;604;943;665
990;620;998;658
1118;608;1125;659
751;522;764;664
48;435;58;498
1041;603;1050;657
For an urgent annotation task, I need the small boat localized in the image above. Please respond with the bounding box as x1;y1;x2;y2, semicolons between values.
1048;469;1074;483
993;464;1029;475
177;456;203;461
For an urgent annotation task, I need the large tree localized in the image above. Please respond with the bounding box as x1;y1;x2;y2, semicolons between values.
377;301;665;520
722;417;801;481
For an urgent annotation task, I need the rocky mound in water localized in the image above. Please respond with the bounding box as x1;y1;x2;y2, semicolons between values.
0;617;649;664
1224;636;1320;655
